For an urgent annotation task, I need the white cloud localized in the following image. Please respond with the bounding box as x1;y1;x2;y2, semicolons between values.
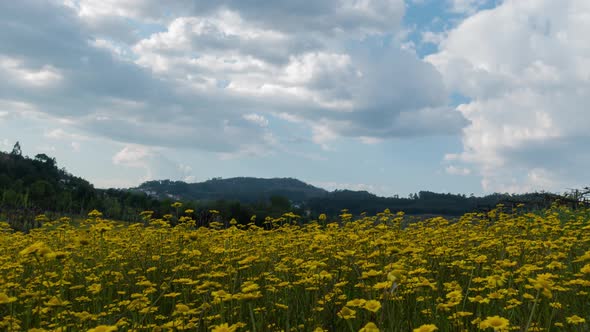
0;99;38;118
242;113;269;127
273;112;304;123
112;145;153;168
112;144;195;183
448;0;490;14
0;139;12;150
184;175;196;182
311;123;339;150
0;99;65;127
93;177;138;189
36;145;56;153
0;56;62;87
428;0;590;192
71;141;81;152
359;136;383;145
107;2;465;143
421;31;446;45
45;128;88;141
0;0;467;163
445;165;471;176
92;39;132;58
73;0;406;36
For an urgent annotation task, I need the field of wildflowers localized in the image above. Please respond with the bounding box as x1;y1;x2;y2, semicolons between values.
1;205;589;331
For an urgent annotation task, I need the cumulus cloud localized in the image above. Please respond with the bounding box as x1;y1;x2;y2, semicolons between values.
0;56;62;87
0;0;466;162
45;128;88;141
130;5;467;142
0;1;275;153
0;139;12;151
445;165;471;176
71;141;82;152
112;144;194;182
448;0;490;14
72;0;406;37
428;0;590;192
421;31;446;46
242;114;269;127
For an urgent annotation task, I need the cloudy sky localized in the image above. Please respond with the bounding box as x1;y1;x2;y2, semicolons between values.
1;0;588;196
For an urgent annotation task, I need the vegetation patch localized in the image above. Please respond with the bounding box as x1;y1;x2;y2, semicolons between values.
1;206;589;331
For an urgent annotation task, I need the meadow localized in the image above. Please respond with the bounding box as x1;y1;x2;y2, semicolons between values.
1;205;589;331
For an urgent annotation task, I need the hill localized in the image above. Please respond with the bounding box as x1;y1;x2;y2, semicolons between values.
133;177;328;203
0;144;164;229
1;142;585;231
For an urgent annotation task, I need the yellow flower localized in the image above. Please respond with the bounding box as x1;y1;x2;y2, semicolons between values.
479;316;510;331
529;273;555;298
174;303;190;314
359;322;380;332
487;274;506;288
87;283;102;295
446;290;463;304
474;255;487;264
241;282;260;293
338;307;356;320
45;296;67;307
0;292;17;304
87;325;117;332
346;298;366;307
363;300;382;313
373;281;393;290
19;241;49;256
413;324;438;332
211;323;239;332
88;209;103;218
566;315;586;325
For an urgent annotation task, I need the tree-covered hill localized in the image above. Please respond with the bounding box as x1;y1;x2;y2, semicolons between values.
133;177;328;203
1;141;584;231
0;143;164;229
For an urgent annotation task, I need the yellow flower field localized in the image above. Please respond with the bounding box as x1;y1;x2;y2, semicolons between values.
1;206;589;331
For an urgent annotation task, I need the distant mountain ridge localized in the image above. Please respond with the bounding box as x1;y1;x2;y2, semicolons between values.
131;177;585;217
2;143;584;233
133;177;329;203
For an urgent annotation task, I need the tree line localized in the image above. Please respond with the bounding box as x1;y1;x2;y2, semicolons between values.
0;143;304;231
2;142;584;231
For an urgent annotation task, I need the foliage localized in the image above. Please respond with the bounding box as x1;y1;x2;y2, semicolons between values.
0;149;164;230
0;149;305;230
134;177;328;203
0;206;589;331
1;144;585;233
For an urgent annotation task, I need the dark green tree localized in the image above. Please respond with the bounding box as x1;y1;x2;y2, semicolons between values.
11;141;22;156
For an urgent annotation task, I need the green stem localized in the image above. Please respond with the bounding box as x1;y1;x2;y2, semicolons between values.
249;303;257;332
345;319;355;332
461;266;475;311
525;289;541;332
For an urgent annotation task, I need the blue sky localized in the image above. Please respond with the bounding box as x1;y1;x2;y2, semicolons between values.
1;0;589;196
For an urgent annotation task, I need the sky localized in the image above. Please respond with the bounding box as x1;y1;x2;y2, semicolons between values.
1;0;589;197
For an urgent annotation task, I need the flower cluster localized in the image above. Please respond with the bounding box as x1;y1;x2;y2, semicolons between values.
0;205;589;331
